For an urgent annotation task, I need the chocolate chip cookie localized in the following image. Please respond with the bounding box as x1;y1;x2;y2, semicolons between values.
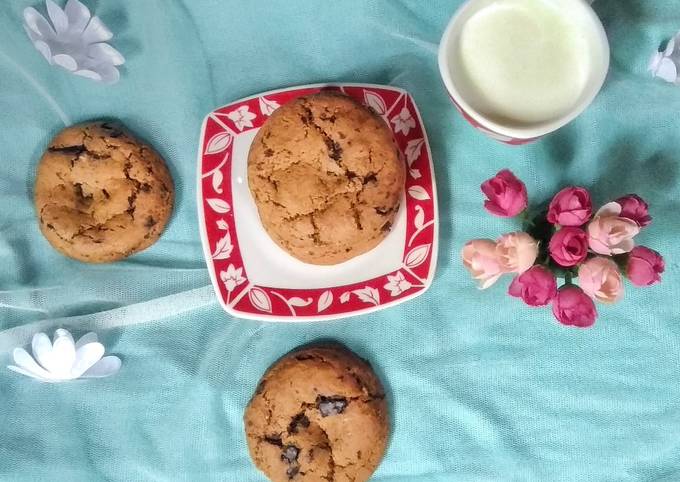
248;92;405;265
34;121;174;263
244;344;389;482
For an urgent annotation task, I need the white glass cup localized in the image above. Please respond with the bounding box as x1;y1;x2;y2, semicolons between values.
438;0;609;144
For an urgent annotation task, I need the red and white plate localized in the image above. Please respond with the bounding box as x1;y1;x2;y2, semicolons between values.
197;83;438;321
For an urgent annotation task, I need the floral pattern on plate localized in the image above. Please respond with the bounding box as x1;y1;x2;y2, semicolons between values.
197;84;438;321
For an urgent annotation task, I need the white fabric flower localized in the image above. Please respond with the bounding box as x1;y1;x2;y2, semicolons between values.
23;0;124;84
220;264;246;292
384;271;412;297
649;31;680;84
390;107;416;135
227;106;257;131
7;329;121;383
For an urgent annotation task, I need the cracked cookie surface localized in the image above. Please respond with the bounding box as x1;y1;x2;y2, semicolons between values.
248;92;405;265
244;344;389;482
34;121;174;263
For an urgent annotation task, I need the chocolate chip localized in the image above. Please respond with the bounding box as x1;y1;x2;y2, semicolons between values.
287;413;310;434
316;395;348;417
48;145;86;155
294;355;314;361
101;122;124;138
144;216;157;228
73;183;93;206
102;189;110;199
264;148;274;157
352;207;363;231
381;221;392;232
363;173;377;184
140;183;152;192
126;193;137;217
89;151;110;160
324;138;343;161
264;436;283;447
281;445;299;464
286;465;299;478
299;109;312;126
320;113;337;123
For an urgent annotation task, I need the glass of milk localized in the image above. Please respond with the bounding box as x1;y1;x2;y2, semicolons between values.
438;0;609;144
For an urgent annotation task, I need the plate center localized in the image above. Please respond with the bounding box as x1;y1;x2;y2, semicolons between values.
231;128;406;289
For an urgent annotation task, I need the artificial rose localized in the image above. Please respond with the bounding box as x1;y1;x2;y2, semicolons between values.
552;285;598;328
616;194;652;227
461;239;504;289
578;257;623;304
480;169;528;217
626;246;665;287
508;266;557;306
546;187;593;226
496;232;539;274
587;202;640;255
549;227;589;267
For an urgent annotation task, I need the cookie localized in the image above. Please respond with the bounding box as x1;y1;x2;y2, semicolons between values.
244;344;389;482
34;121;174;263
248;92;405;265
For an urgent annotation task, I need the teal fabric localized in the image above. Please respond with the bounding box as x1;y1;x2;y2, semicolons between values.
1;1;679;480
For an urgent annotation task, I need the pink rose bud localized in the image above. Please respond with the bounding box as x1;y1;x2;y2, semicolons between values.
496;232;539;274
626;246;665;287
546;187;593;226
578;257;623;304
481;169;528;218
508;265;557;306
587;202;640;255
615;194;652;227
461;239;504;289
552;285;597;328
549;227;589;267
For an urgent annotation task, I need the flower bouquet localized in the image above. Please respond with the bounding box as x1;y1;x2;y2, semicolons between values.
462;170;665;328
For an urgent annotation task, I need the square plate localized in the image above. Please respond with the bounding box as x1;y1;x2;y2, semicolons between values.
197;83;438;321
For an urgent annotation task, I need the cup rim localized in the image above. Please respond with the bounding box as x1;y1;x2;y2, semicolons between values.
438;0;610;140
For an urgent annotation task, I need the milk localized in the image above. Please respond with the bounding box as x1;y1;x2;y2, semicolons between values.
455;0;592;125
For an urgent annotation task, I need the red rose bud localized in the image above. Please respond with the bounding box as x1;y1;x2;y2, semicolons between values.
547;187;593;226
508;265;557;307
481;169;528;218
616;194;652;228
626;246;664;286
552;285;597;328
549;227;589;267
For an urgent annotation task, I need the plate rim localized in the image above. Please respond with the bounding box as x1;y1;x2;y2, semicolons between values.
196;82;439;322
